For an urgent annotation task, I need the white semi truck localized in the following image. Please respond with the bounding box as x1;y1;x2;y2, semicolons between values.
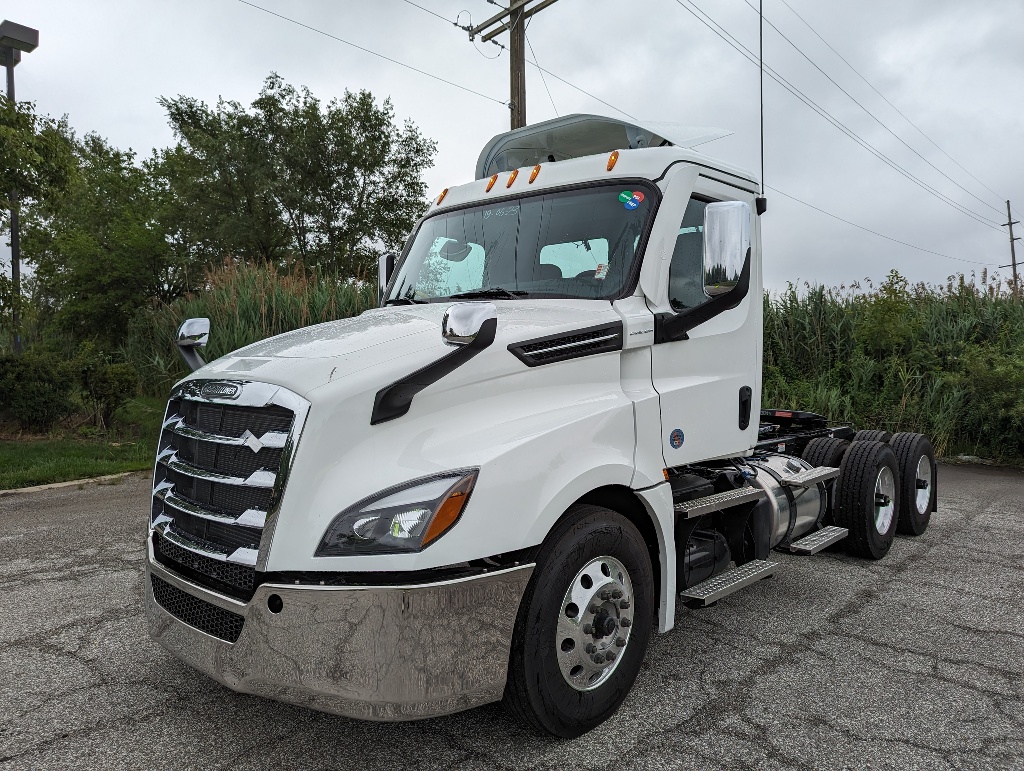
146;114;937;738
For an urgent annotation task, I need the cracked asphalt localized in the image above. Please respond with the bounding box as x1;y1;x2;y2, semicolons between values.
1;463;1022;770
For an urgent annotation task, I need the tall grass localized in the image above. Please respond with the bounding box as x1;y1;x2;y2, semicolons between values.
125;261;376;393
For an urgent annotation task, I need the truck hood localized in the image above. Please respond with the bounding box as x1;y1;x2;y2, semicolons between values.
193;300;618;397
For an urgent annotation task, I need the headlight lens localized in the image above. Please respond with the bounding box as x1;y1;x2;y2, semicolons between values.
315;469;478;556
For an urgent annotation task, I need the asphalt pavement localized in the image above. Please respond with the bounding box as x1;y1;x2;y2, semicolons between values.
1;463;1022;770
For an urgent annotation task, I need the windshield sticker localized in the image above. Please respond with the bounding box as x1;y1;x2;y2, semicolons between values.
595;263;609;280
619;190;645;210
483;206;518;219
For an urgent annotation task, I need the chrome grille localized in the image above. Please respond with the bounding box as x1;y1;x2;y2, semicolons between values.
150;380;310;593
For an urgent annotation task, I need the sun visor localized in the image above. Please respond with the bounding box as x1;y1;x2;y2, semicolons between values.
475;114;732;179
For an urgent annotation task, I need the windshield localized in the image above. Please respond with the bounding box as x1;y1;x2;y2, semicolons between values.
387;183;656;302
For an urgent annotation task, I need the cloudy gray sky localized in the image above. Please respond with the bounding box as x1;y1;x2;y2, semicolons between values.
3;0;1022;292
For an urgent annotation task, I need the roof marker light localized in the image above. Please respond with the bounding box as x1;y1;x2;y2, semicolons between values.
607;150;619;171
486;174;498;192
529;164;541;183
436;188;448;205
505;168;519;188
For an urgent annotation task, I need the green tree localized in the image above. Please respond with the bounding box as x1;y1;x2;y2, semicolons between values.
23;133;187;347
155;73;436;276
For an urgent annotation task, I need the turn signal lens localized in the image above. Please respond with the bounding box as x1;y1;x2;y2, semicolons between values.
506;168;519;188
422;475;476;546
436;188;449;205
529;164;541;183
607;150;619;171
486;174;498;192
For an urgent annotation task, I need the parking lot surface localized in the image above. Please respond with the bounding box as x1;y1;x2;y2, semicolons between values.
1;463;1022;770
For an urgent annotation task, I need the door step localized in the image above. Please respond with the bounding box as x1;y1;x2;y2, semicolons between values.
786;525;849;555
779;466;840;488
674;487;766;519
679;559;779;606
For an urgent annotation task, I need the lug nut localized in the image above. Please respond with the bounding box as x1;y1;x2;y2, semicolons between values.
589;604;601;614
600;590;610;600
583;624;593;635
619;600;630;609
592;654;604;664
612;589;623;600
585;643;596;654
620;618;632;627
615;637;626;647
605;651;616;662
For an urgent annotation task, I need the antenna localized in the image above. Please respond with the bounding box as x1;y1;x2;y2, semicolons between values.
756;0;767;215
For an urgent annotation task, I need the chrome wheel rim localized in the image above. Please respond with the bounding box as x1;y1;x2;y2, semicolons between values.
874;466;896;534
555;556;634;692
915;455;932;515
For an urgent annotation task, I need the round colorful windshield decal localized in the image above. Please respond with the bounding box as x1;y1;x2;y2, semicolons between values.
669;428;685;449
619;190;645;210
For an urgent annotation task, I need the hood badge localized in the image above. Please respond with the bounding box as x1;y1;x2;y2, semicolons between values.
240;430;264;454
201;381;240;400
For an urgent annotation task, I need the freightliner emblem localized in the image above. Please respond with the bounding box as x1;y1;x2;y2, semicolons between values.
200;381;240;400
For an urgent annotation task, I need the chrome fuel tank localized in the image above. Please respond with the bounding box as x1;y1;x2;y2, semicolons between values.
748;454;825;548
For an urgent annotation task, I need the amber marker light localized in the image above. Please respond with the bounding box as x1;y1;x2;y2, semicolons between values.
436;188;449;205
506;168;519;188
422;475;477;546
607;150;620;171
529;164;541;183
486;174;499;192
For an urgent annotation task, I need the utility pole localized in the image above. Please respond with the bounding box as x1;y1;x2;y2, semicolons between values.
468;0;560;129
1;20;40;354
1002;200;1020;299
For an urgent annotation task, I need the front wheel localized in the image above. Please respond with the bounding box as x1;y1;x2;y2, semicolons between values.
503;505;654;738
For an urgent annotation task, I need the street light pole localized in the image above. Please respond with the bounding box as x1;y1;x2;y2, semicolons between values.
1;20;39;354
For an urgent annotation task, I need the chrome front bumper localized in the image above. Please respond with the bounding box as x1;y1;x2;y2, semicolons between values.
145;546;534;721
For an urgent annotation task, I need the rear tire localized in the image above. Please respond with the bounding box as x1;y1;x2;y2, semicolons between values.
802;437;850;468
503;505;654;738
834;441;901;559
853;429;892;443
890;432;936;536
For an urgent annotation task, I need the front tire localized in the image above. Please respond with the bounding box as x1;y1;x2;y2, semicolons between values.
503;504;654;738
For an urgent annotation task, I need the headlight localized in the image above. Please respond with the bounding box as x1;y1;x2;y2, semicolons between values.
315;469;478;556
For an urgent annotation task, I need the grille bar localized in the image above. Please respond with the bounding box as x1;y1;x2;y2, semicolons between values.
167;416;289;449
162;455;276;488
160;489;268;528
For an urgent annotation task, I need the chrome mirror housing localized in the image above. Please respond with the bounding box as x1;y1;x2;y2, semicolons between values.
176;317;210;372
703;201;751;297
442;302;497;346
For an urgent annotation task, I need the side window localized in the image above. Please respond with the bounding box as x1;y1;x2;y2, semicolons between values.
668;197;709;310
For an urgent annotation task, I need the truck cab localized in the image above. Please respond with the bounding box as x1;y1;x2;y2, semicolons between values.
145;115;936;737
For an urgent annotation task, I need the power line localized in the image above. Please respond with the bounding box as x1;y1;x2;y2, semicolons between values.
397;0;454;25
671;0;1005;234
776;0;1012;215
526;32;558;117
767;185;998;266
740;0;1006;221
234;0;507;106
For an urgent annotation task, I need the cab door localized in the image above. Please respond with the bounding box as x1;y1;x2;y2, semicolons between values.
648;182;763;466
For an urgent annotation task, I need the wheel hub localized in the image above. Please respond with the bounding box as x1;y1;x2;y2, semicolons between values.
874;465;896;534
556;556;634;692
914;455;932;515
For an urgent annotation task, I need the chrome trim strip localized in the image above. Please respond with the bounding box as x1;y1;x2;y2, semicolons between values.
163;457;277;489
160;490;268;529
147;539;247;612
169;418;289;450
527;333;618;356
259;563;537;593
227;547;258;566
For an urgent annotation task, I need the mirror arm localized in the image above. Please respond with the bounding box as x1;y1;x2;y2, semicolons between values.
176;345;207;373
654;247;751;344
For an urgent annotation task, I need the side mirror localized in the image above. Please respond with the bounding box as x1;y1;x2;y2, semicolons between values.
378;250;398;305
703;201;751;297
442;302;497;346
176;317;210;372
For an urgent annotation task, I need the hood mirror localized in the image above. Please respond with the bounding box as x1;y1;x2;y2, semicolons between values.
176;317;210;372
442;302;497;346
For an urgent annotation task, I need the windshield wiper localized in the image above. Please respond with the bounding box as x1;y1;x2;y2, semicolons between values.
448;287;527;300
383;297;427;305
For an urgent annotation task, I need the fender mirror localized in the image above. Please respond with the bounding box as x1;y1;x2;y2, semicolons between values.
176;317;210;372
703;201;751;297
442;302;497;346
378;250;398;305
